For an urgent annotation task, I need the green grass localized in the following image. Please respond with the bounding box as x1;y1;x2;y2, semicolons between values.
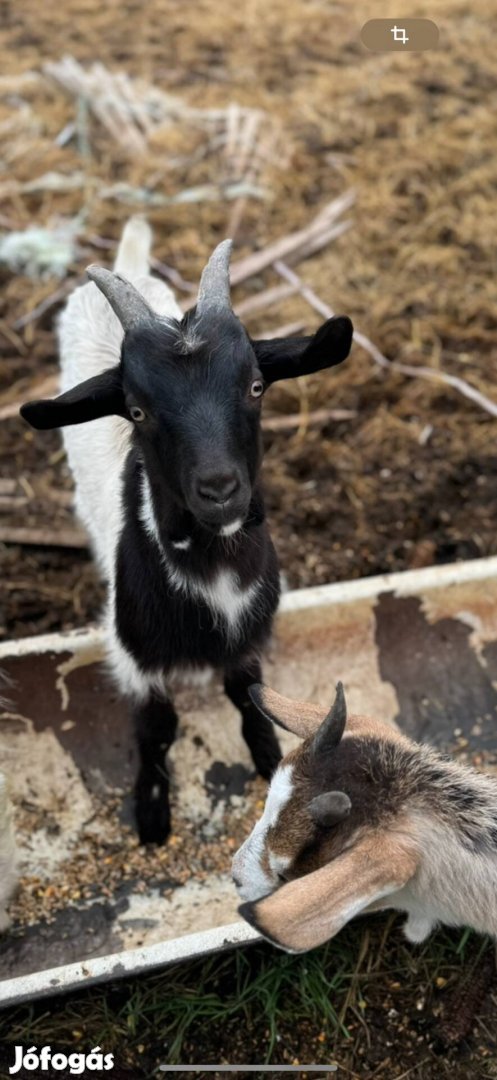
1;939;350;1062
0;917;493;1078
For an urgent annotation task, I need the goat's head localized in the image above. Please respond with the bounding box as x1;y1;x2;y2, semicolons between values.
233;683;419;952
232;682;353;900
20;239;353;535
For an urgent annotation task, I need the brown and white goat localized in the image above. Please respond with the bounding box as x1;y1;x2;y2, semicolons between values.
233;682;497;953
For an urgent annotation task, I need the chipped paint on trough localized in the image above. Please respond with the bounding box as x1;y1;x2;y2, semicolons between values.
55;640;104;712
0;555;496;1007
0;922;259;1008
2;552;497;663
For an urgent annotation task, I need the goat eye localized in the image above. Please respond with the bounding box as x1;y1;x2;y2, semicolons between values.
250;380;264;398
130;406;146;423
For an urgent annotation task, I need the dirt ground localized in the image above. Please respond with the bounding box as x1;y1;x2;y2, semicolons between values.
1;0;497;640
1;0;497;1074
1;923;497;1079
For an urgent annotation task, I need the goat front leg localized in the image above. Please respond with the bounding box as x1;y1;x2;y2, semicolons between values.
133;691;178;845
224;658;282;780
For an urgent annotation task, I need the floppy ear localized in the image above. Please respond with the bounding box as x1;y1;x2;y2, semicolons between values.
248;683;326;739
252;315;353;386
239;832;418;953
20;368;127;430
248;681;347;746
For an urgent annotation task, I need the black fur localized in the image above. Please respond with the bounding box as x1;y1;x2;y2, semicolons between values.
21;299;353;845
224;656;281;781
20;368;127;429
134;692;178;845
115;454;279;668
115;453;281;843
253;316;353;385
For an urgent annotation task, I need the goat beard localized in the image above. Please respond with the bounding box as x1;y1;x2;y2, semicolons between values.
164;491;266;544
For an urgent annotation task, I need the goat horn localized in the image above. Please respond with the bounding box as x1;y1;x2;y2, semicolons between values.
196;238;233;316
86;266;155;332
312;682;347;758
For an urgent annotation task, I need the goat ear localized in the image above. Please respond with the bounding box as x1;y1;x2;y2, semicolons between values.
238;832;418;953
252;315;353;386
312;682;347;759
308;791;351;827
248;684;326;740
20;368;126;430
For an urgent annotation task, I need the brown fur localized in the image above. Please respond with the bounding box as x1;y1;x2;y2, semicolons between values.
261;722;413;878
240;826;419;952
236;682;497;952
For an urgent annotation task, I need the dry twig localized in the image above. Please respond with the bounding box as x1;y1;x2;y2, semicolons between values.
0;525;87;549
181;191;355;312
0;496;28;513
274;261;497;420
262;407;356;432
233;283;297;319
259;320;306;339
0;376;59;421
13;280;76;330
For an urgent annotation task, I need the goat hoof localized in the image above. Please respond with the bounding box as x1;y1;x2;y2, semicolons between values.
135;790;172;846
137;806;171;845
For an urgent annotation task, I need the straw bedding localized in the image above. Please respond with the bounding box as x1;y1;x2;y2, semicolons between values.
0;0;496;640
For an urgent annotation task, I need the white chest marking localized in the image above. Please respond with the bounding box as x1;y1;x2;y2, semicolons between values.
220;518;243;537
167;563;259;637
140;474;259;639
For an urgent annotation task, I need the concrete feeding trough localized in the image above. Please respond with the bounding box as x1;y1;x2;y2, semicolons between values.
1;555;497;1007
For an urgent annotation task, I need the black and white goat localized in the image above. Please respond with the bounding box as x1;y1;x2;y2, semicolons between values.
234;682;497;952
21;217;353;844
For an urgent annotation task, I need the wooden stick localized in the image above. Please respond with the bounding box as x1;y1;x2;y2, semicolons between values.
180;191;355;311
13;281;75;331
0;320;28;355
0;496;29;512
0;375;59;421
262;407;356;432
37;485;73;508
233;283;297;318
151;259;197;294
0;525;88;549
274;261;497;421
376;359;497;420
230;202;354;285
258;320;306;339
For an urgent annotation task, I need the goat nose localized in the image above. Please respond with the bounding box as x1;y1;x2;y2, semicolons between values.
196;473;240;504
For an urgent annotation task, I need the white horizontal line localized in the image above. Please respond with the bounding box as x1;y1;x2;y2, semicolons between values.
2;555;497;661
279;554;497;613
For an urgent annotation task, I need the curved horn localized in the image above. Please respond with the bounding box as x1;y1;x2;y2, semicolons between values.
196;239;233;316
312;682;347;759
86;266;155;333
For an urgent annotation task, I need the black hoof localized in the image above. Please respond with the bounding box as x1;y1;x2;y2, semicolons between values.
134;778;172;845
